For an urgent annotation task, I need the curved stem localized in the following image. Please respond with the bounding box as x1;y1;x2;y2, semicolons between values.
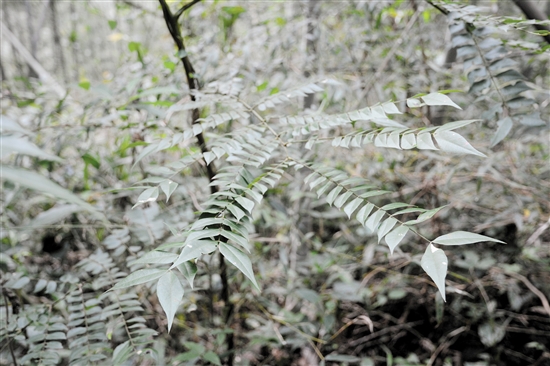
157;2;234;364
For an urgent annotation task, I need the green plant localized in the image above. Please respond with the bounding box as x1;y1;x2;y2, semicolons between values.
1;1;548;365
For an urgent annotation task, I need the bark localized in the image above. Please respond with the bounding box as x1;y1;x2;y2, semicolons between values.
50;0;68;83
69;1;79;81
0;55;5;82
3;1;25;78
0;21;66;98
24;0;38;78
303;0;320;110
511;0;550;44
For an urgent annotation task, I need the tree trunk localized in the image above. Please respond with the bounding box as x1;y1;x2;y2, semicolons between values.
24;0;38;78
50;0;68;83
3;2;25;79
69;0;79;81
0;55;5;82
303;0;320;110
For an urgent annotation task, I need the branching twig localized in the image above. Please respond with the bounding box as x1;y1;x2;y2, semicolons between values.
157;1;235;364
174;0;201;20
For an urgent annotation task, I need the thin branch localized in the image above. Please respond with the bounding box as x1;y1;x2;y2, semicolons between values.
0;20;66;98
175;0;202;20
503;269;550;317
424;0;449;16
511;0;550;44
157;2;234;365
119;0;155;15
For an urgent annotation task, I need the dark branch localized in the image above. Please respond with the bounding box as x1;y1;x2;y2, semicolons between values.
175;0;202;20
511;0;550;44
157;3;233;364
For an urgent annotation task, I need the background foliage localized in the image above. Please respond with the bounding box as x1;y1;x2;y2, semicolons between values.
1;1;549;365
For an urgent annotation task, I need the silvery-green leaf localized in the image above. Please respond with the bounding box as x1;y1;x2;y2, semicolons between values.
421;93;461;109
157;271;184;332
160;180;178;202
170;240;218;269
343;198;362;218
490;117;513;147
356;203;375;225
133;187;159;208
30;204;82;228
177;261;197;289
219;243;260;291
364;210;385;233
134;251;178;264
516;113;546;127
416;133;438;150
112;269;167;290
1;166;104;220
1;136;63;162
421;244;448;301
432;231;505;246
433;130;486;157
236;196;255;213
385;225;409;254
377;217;397;243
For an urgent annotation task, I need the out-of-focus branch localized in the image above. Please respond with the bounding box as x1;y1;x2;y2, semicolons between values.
511;0;550;44
0;20;66;99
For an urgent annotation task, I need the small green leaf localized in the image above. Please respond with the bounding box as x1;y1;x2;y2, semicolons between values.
112;269;167;290
134;251;178;264
406;97;424;108
356;203;375;224
432;231;505;246
385;225;409;254
160;180;178;202
421;244;447;301
333;191;353;209
515;113;546;127
171;240;218;269
78;80;91;90
220;230;250;252
377;217;397;243
108;20;117;30
133;187;159;208
436;119;481;132
381;102;402;114
405;206;445;225
433;130;486;157
1;136;63;162
177;261;197;289
219;243;260;291
380;202;411;211
364;209;385;232
236;196;255;213
34;279;48;293
416;132;438;150
491;117;513;147
421;92;461;109
326;186;343;206
203;351;222;366
112;341;132;366
157;271;184;332
227;204;246;221
1;166;104;220
30;204;82;228
81;153;100;169
343;198;362;218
